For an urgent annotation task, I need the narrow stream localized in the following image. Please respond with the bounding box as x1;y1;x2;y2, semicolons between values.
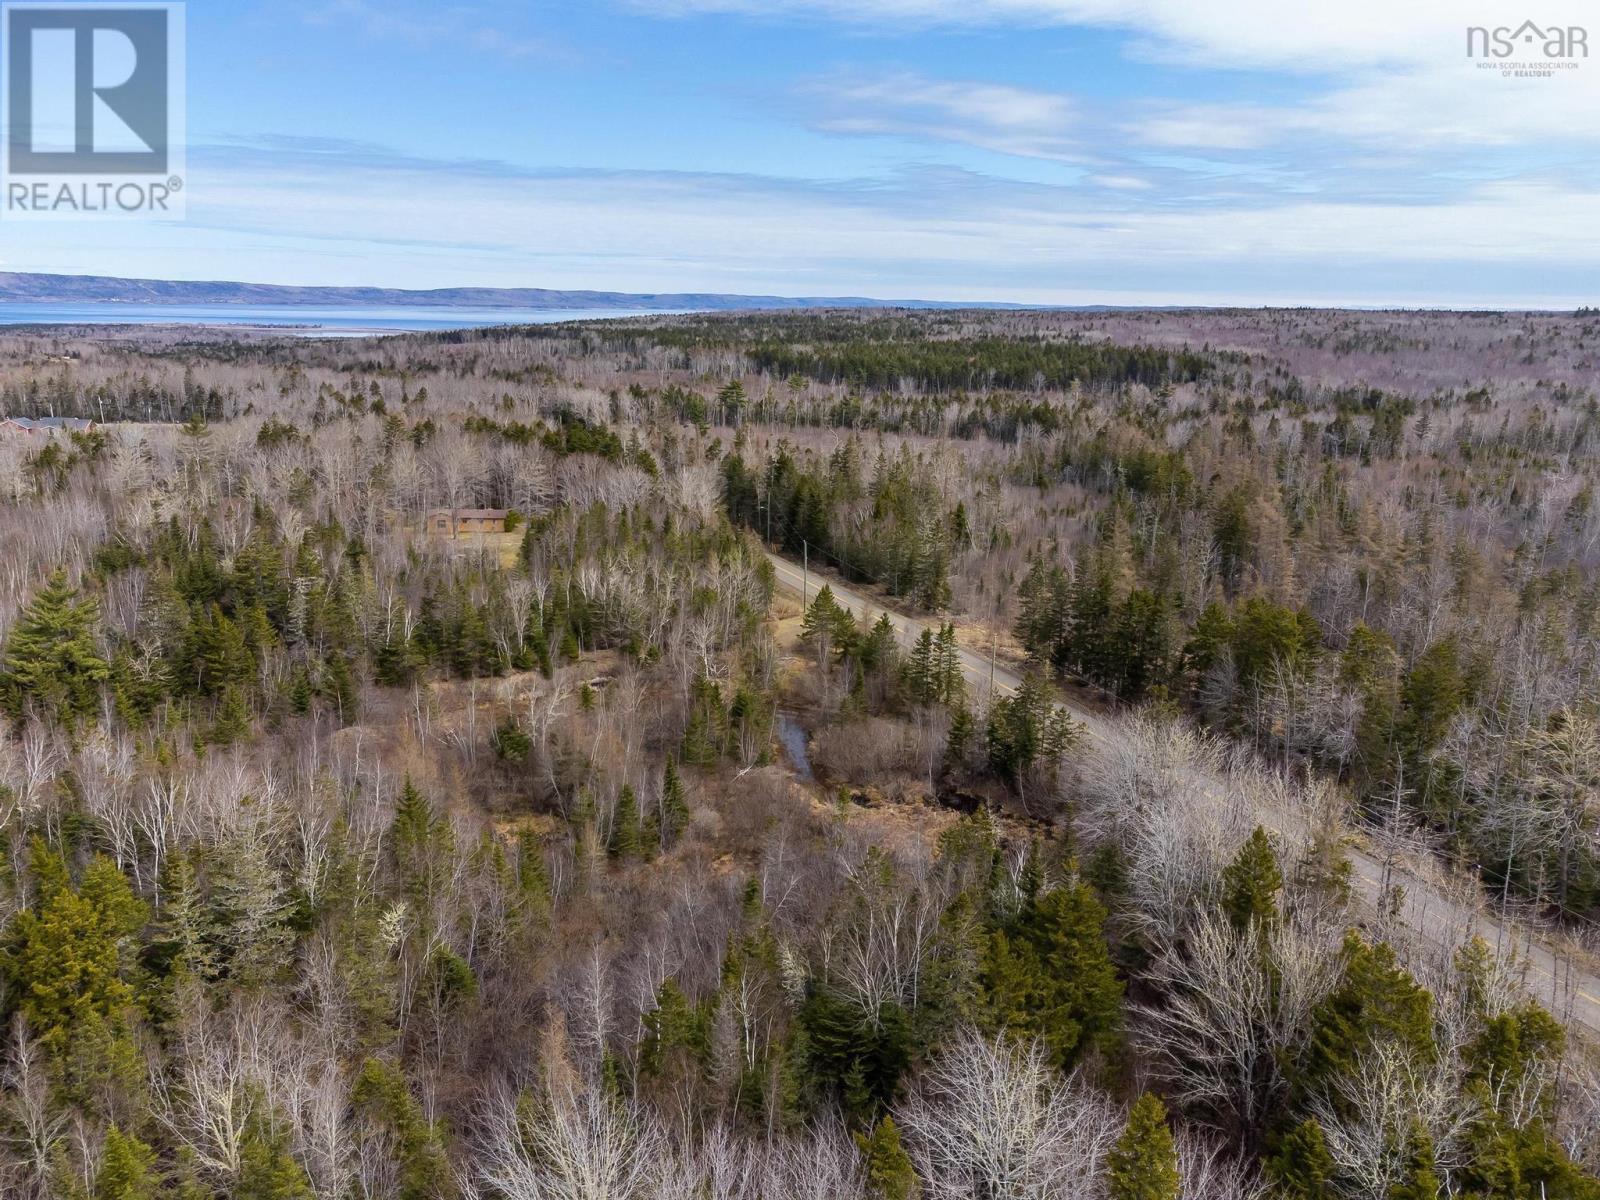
774;711;814;782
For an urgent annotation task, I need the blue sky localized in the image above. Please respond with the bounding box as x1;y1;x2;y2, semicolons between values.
5;0;1599;305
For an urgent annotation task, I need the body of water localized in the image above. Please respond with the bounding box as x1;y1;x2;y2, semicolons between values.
774;711;815;783
0;302;698;336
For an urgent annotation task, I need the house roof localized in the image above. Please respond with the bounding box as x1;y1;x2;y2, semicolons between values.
427;507;509;519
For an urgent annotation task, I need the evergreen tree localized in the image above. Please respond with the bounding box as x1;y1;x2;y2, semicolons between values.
640;978;710;1080
0;569;111;724
934;624;964;706
94;1126;161;1200
660;758;690;848
7;850;146;1056
943;704;975;775
1268;1119;1337;1200
609;785;641;859
209;681;252;746
144;851;217;990
391;777;452;906
681;673;728;766
856;1116;919;1200
1220;826;1283;932
802;585;855;662
902;629;940;706
1304;933;1435;1092
351;1059;457;1200
986;672;1079;789
1014;554;1065;661
1108;1093;1180;1200
234;1112;313;1200
980;882;1122;1070
1386;1124;1441;1200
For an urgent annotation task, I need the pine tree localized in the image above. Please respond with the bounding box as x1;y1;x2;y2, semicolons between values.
145;851;217;989
1014;554;1060;660
1107;1093;1180;1200
94;1126;160;1200
1268;1119;1337;1200
943;703;975;775
0;569;111;724
1304;933;1435;1091
7;851;145;1055
640;978;710;1080
681;674;727;766
802;585;855;661
986;672;1079;788
392;777;451;906
980;882;1122;1070
516;834;551;925
935;623;964;705
1386;1124;1441;1200
209;681;252;746
609;785;641;859
902;629;940;706
856;1116;919;1200
1220;826;1283;932
234;1112;313;1200
190;603;253;696
351;1059;457;1200
660;758;690;848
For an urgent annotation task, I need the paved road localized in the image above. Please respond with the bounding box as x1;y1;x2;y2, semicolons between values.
766;550;1600;1037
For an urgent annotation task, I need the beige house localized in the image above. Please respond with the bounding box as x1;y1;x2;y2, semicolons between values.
426;507;509;536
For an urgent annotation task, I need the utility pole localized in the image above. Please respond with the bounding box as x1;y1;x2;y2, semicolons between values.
802;540;809;607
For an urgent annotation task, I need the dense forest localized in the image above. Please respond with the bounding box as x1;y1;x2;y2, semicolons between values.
0;307;1596;1199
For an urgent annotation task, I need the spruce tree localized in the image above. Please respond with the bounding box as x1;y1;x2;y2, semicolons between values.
1220;826;1283;932
94;1126;160;1200
1386;1124;1441;1200
1108;1093;1180;1200
8;852;145;1056
856;1115;919;1200
980;882;1122;1070
1268;1119;1337;1200
0;569;111;725
609;785;641;859
661;758;690;848
1305;933;1435;1091
234;1112;313;1200
903;629;940;706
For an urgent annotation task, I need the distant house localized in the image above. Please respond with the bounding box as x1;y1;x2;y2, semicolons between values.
0;416;96;437
426;507;509;536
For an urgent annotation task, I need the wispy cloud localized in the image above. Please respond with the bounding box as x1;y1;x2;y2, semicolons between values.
801;72;1080;162
653;0;1600;154
81;138;1592;306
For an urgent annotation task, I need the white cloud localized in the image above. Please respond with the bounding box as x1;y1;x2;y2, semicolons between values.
650;0;1600;153
634;1;1545;69
802;72;1080;161
15;147;1590;306
1088;174;1153;190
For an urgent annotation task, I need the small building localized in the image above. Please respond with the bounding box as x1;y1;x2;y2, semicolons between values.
0;416;96;437
426;507;509;536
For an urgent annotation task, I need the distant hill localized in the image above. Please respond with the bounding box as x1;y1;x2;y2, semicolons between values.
0;271;1006;312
